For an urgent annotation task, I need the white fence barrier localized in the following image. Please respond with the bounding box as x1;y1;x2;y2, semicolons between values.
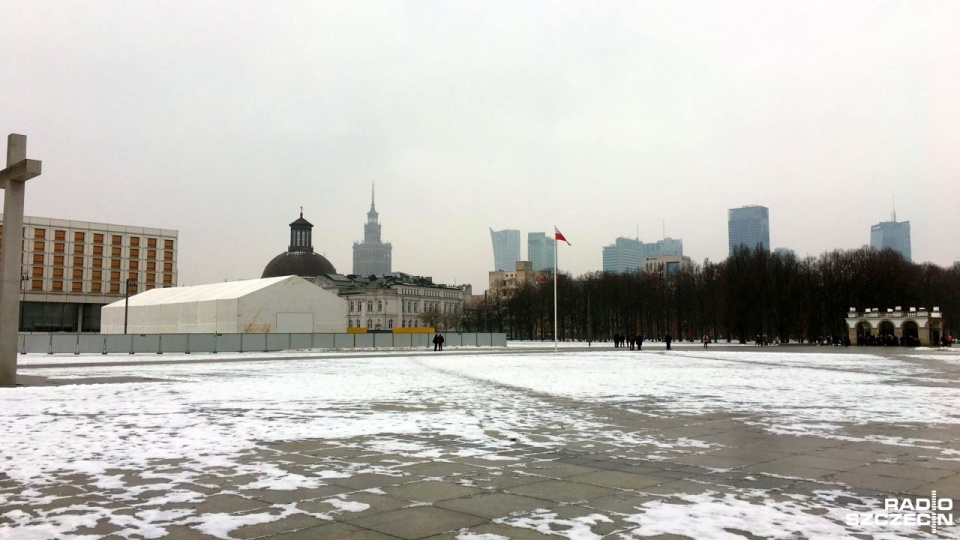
17;332;507;355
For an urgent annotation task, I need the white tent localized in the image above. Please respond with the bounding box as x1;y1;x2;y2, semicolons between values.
101;276;347;334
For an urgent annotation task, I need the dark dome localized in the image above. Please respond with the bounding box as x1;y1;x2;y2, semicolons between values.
261;251;337;278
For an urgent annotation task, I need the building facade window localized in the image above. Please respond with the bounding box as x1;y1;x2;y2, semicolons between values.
366;319;372;329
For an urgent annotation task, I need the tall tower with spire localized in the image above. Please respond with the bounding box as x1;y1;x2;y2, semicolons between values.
352;183;393;275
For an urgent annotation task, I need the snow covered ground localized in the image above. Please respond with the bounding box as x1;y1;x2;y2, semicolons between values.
2;348;959;539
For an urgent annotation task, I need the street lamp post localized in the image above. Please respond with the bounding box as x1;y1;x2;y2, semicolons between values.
123;278;137;334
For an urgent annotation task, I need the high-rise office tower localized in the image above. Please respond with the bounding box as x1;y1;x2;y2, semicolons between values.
728;205;770;256
489;228;521;271
352;184;392;276
870;214;911;262
527;232;556;271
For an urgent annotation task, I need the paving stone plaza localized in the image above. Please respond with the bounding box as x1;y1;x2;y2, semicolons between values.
1;344;959;539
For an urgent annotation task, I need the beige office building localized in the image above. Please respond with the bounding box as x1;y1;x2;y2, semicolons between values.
0;214;178;332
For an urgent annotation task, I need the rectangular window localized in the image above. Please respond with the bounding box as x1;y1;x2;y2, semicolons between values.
32;280;43;291
91;282;101;293
111;271;120;280
164;250;173;260
33;240;44;251
145;284;155;291
111;247;121;257
32;267;42;277
72;269;82;279
54;243;65;253
147;261;156;271
147;273;156;283
164;239;173;249
52;281;63;291
53;268;64;278
34;229;45;239
110;283;119;294
148;238;157;248
73;244;84;254
93;257;102;268
130;260;139;270
92;270;102;280
74;231;85;242
111;259;120;269
71;282;82;292
32;254;43;264
128;272;138;281
130;248;139;258
54;230;66;240
163;274;173;284
94;233;104;243
163;262;172;272
93;245;103;255
73;256;83;266
112;235;122;244
148;249;157;259
131;237;141;247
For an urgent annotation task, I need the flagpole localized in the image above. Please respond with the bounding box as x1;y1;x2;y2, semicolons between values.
554;226;558;352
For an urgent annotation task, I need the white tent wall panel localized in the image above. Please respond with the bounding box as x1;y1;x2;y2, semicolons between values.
196;300;218;333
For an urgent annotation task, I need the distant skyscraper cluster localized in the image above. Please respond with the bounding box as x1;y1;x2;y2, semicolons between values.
602;237;683;274
728;205;770;256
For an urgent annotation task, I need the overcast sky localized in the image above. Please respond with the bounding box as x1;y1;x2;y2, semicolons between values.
3;1;958;292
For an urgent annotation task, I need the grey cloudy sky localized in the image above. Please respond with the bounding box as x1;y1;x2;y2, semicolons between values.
3;1;958;292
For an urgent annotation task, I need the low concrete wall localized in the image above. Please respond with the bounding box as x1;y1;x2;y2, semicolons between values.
17;332;507;355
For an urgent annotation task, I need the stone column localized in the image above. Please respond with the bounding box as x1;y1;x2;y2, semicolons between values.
0;134;41;387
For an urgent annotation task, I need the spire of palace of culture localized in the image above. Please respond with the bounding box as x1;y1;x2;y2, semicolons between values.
353;181;393;276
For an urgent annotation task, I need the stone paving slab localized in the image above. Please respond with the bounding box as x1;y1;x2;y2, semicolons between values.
347;506;488;539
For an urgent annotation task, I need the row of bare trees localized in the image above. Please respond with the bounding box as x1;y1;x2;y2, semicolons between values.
462;247;960;343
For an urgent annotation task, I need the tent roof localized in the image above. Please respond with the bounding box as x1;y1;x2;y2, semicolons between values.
105;276;300;308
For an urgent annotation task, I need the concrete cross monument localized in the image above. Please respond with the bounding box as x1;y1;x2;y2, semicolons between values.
0;134;42;387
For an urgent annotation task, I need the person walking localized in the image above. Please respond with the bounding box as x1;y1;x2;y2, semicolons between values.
702;334;709;348
635;334;642;351
665;333;673;350
437;333;445;351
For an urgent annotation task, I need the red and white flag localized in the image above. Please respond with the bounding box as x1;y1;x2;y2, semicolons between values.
555;227;571;245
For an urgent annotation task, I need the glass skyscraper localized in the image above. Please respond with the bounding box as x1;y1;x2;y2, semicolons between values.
527;232;556;271
728;205;770;256
870;219;911;261
489;228;521;271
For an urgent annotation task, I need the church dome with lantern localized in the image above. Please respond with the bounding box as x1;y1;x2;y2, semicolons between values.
261;211;337;278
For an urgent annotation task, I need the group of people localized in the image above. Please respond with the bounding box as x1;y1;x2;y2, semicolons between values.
611;333;644;350
432;333;445;351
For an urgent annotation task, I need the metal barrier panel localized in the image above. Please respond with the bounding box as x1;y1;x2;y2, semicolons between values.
354;334;374;348
133;335;160;353
105;335;132;353
396;333;412;348
412;333;430;349
315;334;336;349
189;334;216;353
23;334;49;354
461;333;478;347
162;334;189;353
445;334;462;347
78;335;105;354
243;334;267;352
290;334;312;350
266;334;289;351
333;334;353;348
477;333;492;346
51;334;78;354
217;334;242;353
491;333;507;346
373;333;393;348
